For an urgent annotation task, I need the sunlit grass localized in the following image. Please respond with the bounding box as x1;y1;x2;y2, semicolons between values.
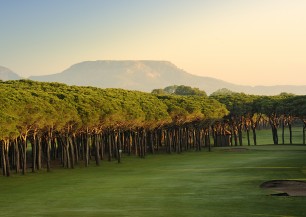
1;144;306;217
241;127;304;145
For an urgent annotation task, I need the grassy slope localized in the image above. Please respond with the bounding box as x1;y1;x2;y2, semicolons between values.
1;144;306;217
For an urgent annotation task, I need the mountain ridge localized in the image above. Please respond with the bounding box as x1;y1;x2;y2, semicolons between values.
1;61;306;95
29;60;306;95
0;66;22;81
29;60;238;93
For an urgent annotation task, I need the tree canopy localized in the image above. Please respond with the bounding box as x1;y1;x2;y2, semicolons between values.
1;80;305;177
152;85;207;97
0;80;229;176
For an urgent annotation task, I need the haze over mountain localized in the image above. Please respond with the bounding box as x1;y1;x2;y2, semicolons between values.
29;60;306;95
0;66;21;81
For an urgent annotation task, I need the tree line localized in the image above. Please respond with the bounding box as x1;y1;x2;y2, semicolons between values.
155;86;306;146
0;81;305;177
210;89;306;147
0;81;227;176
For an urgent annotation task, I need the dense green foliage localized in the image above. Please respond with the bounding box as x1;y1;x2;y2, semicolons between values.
211;90;306;146
152;85;207;96
0;80;227;176
0;81;305;177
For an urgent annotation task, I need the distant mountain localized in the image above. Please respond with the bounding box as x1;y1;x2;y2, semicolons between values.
0;66;21;81
29;60;306;95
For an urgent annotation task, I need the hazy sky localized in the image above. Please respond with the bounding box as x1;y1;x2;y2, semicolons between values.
1;0;306;85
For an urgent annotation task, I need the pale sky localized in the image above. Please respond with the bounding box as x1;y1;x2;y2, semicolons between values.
1;0;306;86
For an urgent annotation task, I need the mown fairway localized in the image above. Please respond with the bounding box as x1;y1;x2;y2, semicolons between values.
242;127;304;146
1;144;306;217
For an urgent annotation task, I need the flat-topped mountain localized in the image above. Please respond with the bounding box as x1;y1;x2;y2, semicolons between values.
30;60;237;93
0;66;21;81
26;60;306;95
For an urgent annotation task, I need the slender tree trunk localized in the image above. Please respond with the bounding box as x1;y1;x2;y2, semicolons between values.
85;134;90;167
54;137;59;163
272;125;279;145
185;128;189;150
167;129;172;154
269;116;279;145
4;140;11;177
47;137;51;172
138;130;143;158
65;136;71;169
95;134;100;166
234;128;238;146
100;133;105;160
36;135;42;170
288;123;292;144
142;129;147;157
150;131;155;154
1;142;7;176
238;125;243;146
80;134;84;161
230;126;234;146
220;129;225;147
192;129;196;148
132;131;137;156
73;135;79;164
21;136;27;175
117;131;121;163
206;129;211;152
108;132;112;161
198;128;202;150
69;136;75;169
282;119;285;145
14;139;20;173
19;139;24;174
252;127;257;146
303;122;306;145
31;135;37;173
246;127;250;146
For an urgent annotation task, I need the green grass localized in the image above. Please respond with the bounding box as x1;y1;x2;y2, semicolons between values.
241;127;304;145
1;144;306;217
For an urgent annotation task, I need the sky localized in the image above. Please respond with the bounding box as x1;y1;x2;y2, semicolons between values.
0;0;306;86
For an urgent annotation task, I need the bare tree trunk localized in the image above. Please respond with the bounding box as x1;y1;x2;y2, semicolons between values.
282;118;285;145
238;125;243;146
288;123;292;145
1;142;7;176
207;129;211;152
14;139;20;173
269;116;279;145
47;137;51;172
100;133;105;160
85;134;90;167
4;141;10;177
36;135;42;170
167;129;172;154
108;131;112;161
252;127;257;146
72;134;79;164
303;122;306;145
31;134;37;173
21;136;27;175
230;126;234;146
117;131;121;163
69;136;75;169
272;126;279;145
95;134;100;166
234;127;238;146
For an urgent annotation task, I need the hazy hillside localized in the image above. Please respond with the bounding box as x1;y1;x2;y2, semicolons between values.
29;60;234;93
0;66;21;81
29;60;306;95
